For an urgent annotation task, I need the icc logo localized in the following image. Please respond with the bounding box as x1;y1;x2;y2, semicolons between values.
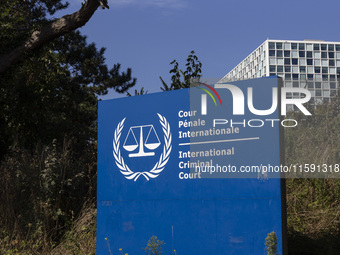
113;113;172;181
123;125;160;157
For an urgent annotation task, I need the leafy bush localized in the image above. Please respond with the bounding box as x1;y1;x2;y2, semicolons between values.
0;139;96;253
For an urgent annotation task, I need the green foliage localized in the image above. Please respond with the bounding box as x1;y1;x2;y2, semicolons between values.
265;231;278;255
127;87;148;96
285;96;340;254
0;139;96;252
160;50;202;91
0;1;136;253
1;29;136;157
51;203;97;255
285;96;340;166
0;0;69;54
143;236;165;255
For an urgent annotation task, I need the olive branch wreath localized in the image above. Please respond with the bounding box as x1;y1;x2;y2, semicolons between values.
113;113;172;181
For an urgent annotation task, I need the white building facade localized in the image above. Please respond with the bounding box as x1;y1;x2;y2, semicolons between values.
220;39;340;104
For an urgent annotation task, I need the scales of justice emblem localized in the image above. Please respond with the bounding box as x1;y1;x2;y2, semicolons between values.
123;125;160;157
113;113;172;181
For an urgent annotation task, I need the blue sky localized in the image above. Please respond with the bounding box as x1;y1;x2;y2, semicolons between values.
62;0;340;98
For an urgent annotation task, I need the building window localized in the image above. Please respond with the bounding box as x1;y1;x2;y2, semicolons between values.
307;67;314;73
307;51;313;58
277;66;283;72
284;58;290;65
269;42;275;49
321;44;327;51
284;50;290;57
293;81;299;87
330;82;336;88
313;44;320;50
285;74;291;80
269;50;275;56
276;42;282;49
330;75;336;81
292;58;298;65
323;90;330;97
300;59;306;65
315;59;321;66
315;82;321;88
315;74;322;80
314;52;321;58
329;52;334;58
270;65;276;72
329;60;335;66
321;52;327;58
292;66;299;73
307;59;313;65
292;74;299;80
300;74;306;80
299;51;305;57
306;44;313;50
285;66;291;72
336;45;340;51
300;66;306;73
323;82;330;89
277;58;284;65
315;67;321;73
299;43;305;50
322;75;328;81
277;50;283;57
328;44;334;51
321;59;327;66
291;43;298;49
322;67;328;73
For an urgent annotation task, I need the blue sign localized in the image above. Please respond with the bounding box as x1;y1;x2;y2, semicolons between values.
97;77;287;254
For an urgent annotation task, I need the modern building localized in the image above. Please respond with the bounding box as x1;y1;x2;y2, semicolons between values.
220;39;340;106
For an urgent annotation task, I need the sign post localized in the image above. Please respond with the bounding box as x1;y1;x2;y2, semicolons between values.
97;76;287;254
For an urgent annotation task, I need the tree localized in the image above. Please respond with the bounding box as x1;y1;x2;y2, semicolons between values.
0;2;127;155
0;2;136;249
0;30;136;156
127;87;148;96
160;50;202;91
265;231;279;255
143;236;165;255
0;0;109;73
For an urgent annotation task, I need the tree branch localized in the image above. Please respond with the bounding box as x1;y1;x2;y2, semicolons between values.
0;0;102;74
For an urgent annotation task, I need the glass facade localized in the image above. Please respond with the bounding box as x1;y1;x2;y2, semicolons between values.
220;39;340;105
